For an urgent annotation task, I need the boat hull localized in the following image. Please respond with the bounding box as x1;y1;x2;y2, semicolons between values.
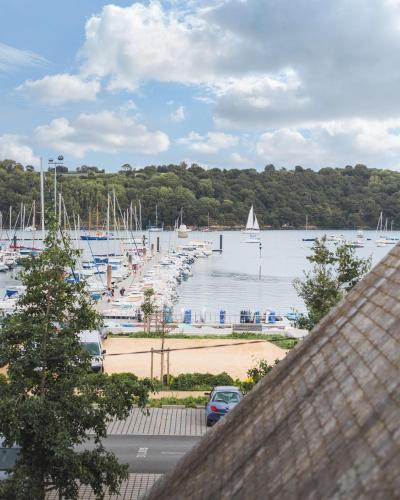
81;235;108;241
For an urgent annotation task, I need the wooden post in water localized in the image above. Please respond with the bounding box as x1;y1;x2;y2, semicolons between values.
150;348;154;381
220;234;223;252
157;236;160;252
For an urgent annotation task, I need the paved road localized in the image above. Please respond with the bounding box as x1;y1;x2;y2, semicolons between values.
83;434;201;474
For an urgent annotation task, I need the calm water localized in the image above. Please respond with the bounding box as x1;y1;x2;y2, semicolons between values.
0;229;393;317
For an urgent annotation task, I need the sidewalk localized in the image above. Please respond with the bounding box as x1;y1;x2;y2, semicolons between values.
106;407;206;436
47;474;162;500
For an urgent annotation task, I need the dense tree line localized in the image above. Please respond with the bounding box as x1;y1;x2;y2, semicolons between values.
1;159;399;229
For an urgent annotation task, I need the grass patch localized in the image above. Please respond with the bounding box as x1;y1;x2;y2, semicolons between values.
108;331;300;349
149;396;207;408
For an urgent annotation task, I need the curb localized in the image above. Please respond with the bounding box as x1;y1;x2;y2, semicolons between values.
161;404;186;409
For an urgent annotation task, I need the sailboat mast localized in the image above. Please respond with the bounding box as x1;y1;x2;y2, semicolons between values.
107;193;110;235
155;204;158;227
113;189;116;232
40;158;45;234
376;211;383;233
58;193;62;227
54;164;57;217
134;204;137;231
9;206;12;232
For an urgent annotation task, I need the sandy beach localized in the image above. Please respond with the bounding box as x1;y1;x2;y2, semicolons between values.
103;337;287;379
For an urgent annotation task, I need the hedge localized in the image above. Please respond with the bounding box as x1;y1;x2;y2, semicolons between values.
167;372;234;390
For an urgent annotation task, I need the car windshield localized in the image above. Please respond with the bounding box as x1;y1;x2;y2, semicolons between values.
0;448;19;470
82;342;100;356
212;392;241;403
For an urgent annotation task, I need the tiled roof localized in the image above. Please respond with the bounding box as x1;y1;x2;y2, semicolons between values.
147;245;400;499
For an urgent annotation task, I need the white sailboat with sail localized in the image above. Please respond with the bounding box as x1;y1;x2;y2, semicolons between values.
242;205;261;243
242;205;260;234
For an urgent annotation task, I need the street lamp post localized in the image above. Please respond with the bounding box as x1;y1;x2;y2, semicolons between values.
48;155;64;220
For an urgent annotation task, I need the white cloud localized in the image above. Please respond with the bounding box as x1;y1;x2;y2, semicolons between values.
17;74;100;105
78;1;400;130
231;152;252;166
178;131;238;154
0;43;44;72
0;135;38;166
256;129;322;166
256;119;400;169
33;111;169;157
79;2;238;90
214;71;309;129
170;105;185;122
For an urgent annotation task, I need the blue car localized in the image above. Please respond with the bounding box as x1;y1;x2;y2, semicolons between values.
205;386;243;427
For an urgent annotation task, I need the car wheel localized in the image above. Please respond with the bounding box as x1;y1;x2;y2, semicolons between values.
206;418;213;427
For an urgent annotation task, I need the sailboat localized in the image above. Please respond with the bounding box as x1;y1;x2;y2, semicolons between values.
375;212;396;247
148;204;164;232
177;208;190;238
242;205;260;234
81;201;109;240
242;205;261;243
302;215;316;242
201;213;211;232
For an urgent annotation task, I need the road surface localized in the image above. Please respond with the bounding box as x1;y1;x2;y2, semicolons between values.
83;434;201;474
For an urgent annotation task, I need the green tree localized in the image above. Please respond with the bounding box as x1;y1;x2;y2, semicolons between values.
0;222;151;499
141;288;157;334
294;237;371;329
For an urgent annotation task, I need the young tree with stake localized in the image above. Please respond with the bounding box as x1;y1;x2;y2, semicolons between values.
294;236;371;330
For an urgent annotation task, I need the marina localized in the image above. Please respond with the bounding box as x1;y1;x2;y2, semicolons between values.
0;227;394;335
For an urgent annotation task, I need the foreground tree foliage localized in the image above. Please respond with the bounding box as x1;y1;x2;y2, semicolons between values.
294;237;371;330
1;159;400;228
0;222;152;499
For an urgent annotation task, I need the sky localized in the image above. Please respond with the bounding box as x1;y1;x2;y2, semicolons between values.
2;0;400;171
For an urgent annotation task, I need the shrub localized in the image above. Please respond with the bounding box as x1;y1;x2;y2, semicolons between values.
240;359;280;393
168;372;234;390
150;396;208;408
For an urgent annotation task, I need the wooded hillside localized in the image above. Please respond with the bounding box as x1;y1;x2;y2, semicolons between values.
1;160;398;229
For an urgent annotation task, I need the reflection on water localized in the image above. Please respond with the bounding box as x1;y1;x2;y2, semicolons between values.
211;270;294;283
0;229;392;316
